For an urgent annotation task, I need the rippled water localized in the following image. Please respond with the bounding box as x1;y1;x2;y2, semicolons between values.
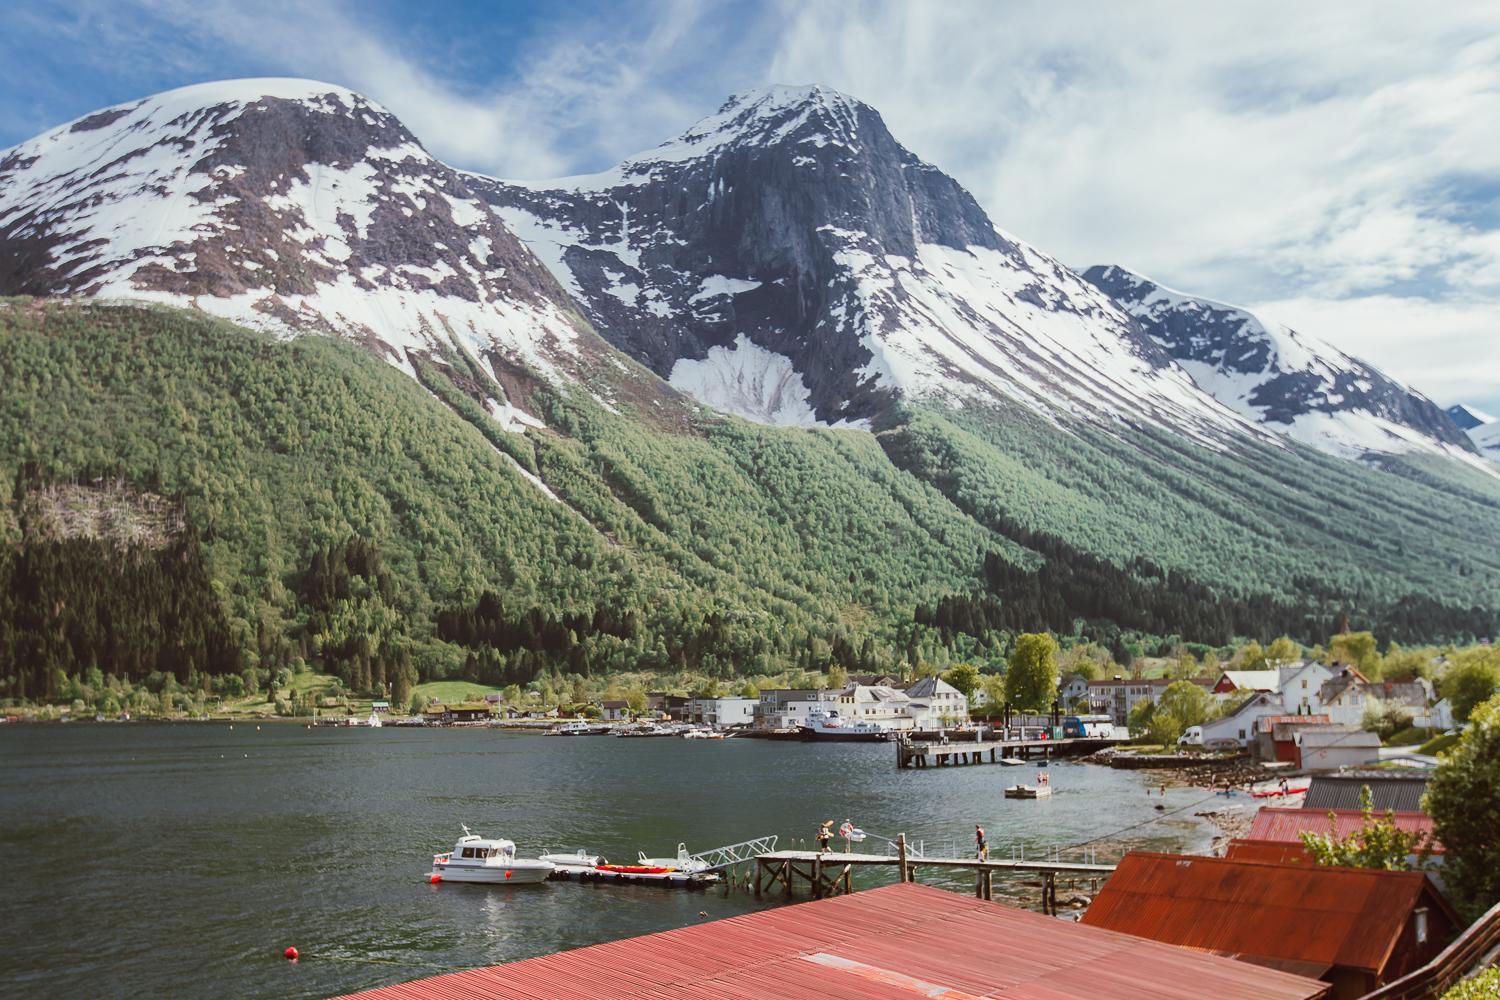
0;725;1214;998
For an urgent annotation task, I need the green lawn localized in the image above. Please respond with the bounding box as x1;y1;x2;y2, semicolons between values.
413;680;504;704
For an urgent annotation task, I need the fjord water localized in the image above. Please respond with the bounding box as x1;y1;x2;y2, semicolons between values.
0;726;1213;998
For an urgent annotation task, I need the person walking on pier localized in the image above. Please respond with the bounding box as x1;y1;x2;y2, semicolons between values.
816;820;833;854
975;824;988;861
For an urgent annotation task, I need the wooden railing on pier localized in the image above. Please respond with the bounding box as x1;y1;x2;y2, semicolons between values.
754;832;1115;913
1358;898;1500;999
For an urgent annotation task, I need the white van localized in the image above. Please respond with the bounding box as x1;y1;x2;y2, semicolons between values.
1177;726;1204;747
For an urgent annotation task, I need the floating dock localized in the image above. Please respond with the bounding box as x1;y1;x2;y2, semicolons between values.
895;735;1123;768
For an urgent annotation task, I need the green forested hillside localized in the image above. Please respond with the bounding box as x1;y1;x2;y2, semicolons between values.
1;297;1496;703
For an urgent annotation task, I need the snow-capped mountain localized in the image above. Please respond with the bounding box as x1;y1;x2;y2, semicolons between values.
0;78;600;424
1081;265;1478;462
1447;404;1495;431
469;86;1254;440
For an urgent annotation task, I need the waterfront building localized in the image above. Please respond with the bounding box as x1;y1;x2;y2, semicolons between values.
904;676;970;728
1213;669;1280;695
1087;677;1213;726
1247;807;1441;865
598;699;629;721
1083;852;1458;999
1255;715;1335;762
754;688;839;729
834;684;915;729
1199;691;1281;747
686;696;756;727
1296;727;1382;769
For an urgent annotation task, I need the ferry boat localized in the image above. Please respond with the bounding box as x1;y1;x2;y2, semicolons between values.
429;827;555;884
798;709;890;743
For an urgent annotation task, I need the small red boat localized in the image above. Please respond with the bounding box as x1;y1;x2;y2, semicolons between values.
595;863;676;875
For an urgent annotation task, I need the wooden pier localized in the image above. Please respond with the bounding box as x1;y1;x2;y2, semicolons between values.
896;735;1122;769
753;834;1116;913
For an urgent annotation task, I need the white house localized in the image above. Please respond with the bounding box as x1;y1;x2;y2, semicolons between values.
835;684;915;730
1199;691;1281;747
904;677;970;729
1298;728;1381;769
1276;661;1336;715
1212;670;1280;696
1088;678;1213;726
1059;673;1091;709
687;696;757;728
755;689;839;729
1319;672;1436;729
598;699;629;721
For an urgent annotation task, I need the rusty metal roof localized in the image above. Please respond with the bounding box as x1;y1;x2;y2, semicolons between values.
1224;839;1314;864
1081;852;1443;977
337;883;1327;1000
1248;808;1441;853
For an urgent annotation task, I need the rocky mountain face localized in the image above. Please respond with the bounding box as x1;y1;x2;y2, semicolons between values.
1081;265;1478;461
1448;405;1500;463
0;78;1482;469
0;78;619;429
468;86;1251;439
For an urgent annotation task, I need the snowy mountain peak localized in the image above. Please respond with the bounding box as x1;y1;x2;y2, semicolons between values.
0;78;596;398
1082;264;1478;462
472;92;1261;438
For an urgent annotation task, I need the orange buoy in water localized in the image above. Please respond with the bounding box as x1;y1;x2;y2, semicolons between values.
284;946;299;961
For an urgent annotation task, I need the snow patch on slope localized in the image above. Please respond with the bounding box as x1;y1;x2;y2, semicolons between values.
669;334;865;429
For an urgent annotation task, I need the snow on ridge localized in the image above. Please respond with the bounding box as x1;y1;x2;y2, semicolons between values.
688;275;762;303
669;334;865;429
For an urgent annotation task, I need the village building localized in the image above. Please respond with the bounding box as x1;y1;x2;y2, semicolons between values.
685;695;756;728
1276;660;1337;714
645;692;690;721
1198;691;1281;747
1213;669;1281;695
597;699;629;721
1059;672;1091;708
753;688;839;729
1319;673;1438;730
1083;852;1459;998
1253;714;1335;763
1247;807;1441;863
904;676;970;728
421;702;493;725
1305;773;1429;812
1087;677;1212;726
1297;727;1381;769
834;684;916;729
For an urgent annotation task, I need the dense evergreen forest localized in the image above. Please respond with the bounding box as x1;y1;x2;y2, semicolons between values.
0;298;1496;704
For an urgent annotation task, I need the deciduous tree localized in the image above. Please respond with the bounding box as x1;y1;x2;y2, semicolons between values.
1426;693;1500;921
1005;633;1058;711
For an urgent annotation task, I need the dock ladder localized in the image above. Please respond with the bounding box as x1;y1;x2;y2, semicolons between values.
687;835;779;872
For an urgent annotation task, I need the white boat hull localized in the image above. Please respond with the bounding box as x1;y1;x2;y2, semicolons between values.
431;860;554;884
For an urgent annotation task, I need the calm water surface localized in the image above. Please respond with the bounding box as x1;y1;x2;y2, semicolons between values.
0;725;1215;998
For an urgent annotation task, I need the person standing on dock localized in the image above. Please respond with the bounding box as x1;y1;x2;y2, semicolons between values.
816;821;833;854
975;824;988;861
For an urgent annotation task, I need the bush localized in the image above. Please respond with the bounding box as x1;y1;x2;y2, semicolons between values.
1442;968;1500;1000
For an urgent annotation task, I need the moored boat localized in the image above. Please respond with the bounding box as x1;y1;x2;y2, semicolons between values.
429;826;554;884
798;709;889;742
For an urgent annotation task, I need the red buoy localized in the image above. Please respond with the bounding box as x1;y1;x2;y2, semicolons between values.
284;946;299;961
429;873;441;884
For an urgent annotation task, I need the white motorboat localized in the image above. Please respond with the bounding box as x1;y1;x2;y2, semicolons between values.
636;842;710;873
429;826;554;884
798;710;889;742
366;711;383;728
539;849;607;872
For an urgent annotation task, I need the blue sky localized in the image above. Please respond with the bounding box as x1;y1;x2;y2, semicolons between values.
4;0;1498;415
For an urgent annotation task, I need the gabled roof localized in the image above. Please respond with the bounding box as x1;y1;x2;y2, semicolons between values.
1219;670;1281;691
1305;774;1429;812
1248;808;1441;854
905;676;963;698
339;882;1328;1000
1082;853;1455;977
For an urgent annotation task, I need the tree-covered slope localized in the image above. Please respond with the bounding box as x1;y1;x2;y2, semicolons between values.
1;297;1495;703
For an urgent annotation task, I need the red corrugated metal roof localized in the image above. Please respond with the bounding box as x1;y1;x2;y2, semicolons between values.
1081;852;1445;977
1248;808;1442;853
336;883;1327;1000
1224;839;1314;864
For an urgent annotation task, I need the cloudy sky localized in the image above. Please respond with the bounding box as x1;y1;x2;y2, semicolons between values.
4;0;1497;414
